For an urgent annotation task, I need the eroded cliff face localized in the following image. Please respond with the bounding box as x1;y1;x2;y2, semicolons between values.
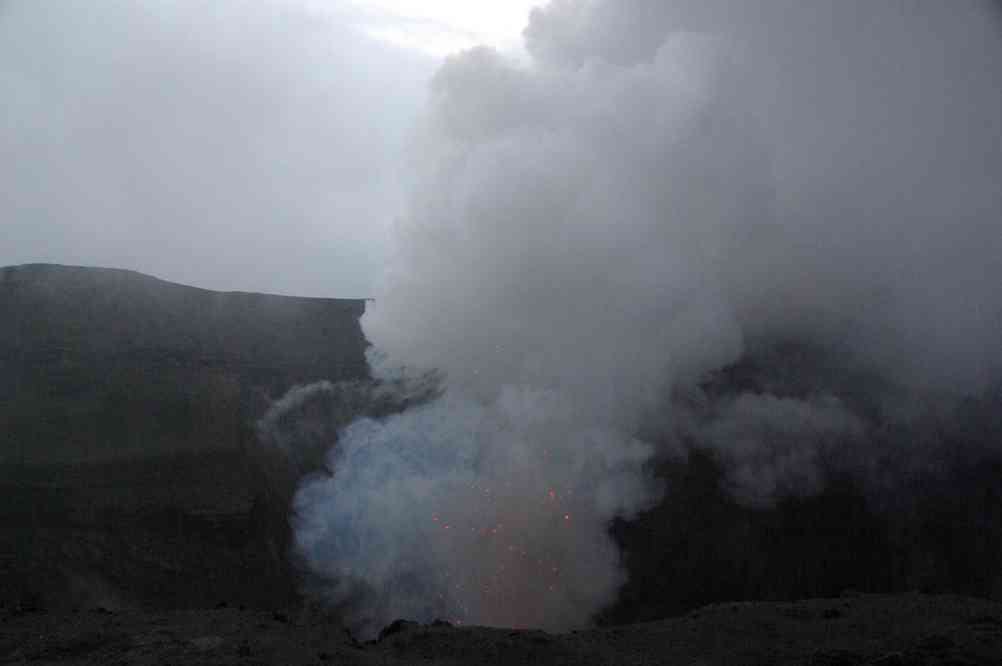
1;263;367;464
0;264;368;609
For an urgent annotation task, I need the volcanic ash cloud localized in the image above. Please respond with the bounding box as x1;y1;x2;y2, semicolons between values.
294;386;659;634
290;0;1002;636
291;35;743;636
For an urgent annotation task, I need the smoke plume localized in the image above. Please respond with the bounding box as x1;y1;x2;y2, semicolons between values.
289;0;1002;635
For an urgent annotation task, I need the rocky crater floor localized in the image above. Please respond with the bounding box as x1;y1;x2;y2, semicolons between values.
2;593;1000;665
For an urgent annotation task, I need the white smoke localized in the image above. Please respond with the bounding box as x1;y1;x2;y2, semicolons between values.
695;393;865;507
291;0;1002;635
295;385;658;634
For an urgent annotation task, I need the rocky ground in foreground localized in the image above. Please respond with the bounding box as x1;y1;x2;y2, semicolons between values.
1;594;1000;665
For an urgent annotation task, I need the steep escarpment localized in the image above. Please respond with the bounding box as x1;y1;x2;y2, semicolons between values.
1;263;367;464
0;263;368;609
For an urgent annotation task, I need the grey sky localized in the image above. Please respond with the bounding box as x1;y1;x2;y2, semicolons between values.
1;0;437;297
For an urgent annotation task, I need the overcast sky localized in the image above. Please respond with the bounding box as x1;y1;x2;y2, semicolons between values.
0;0;542;297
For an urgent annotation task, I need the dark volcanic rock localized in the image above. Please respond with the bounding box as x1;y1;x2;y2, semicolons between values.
1;594;1000;665
1;263;367;464
0;263;369;610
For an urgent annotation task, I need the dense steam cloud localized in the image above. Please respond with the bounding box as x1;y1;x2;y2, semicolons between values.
289;0;1002;635
294;387;659;632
